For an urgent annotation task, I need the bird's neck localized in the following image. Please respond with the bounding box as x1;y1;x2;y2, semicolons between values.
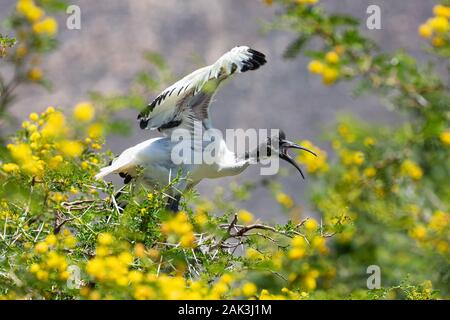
242;141;269;163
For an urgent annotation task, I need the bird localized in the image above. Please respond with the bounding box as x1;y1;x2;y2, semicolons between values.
95;46;316;211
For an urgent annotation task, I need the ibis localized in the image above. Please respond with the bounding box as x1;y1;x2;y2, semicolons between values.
95;46;316;211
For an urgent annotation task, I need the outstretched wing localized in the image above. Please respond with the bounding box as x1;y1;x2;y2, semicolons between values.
137;46;266;134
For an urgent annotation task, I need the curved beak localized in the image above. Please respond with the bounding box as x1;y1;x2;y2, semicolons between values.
279;139;317;179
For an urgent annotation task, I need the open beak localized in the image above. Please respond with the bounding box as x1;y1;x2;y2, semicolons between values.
279;139;317;179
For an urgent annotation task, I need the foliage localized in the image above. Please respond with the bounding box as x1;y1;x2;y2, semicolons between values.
0;0;448;300
266;0;450;298
0;0;64;124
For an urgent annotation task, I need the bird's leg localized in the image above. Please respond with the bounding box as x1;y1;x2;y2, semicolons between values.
166;194;181;212
112;185;129;212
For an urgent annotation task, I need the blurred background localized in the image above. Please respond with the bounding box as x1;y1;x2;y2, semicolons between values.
0;0;435;219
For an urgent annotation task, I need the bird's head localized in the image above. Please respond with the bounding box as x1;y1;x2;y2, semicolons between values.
266;130;317;179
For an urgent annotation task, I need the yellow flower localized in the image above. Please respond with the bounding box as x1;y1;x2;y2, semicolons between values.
194;211;208;226
118;252;133;265
304;218;318;231
312;236;328;254
134;243;146;258
288;247;305;260
45;234;57;246
291;235;306;248
180;233;196;248
296;140;328;173
418;23;433;38
134;285;155;300
91;143;102;150
428;210;448;232
32;17;58;36
63;235;77;248
352;151;365;166
297;0;318;4
34;242;48;254
325;51;339;64
98;232;113;246
87;123;104;139
29;112;39;121
401;160;423;180
41;112;66;138
436;241;448;254
30;132;41;141
238;209;254;224
241;282;257;297
322;67;339;85
44;106;55;114
2;163;20;173
428;16;449;33
57;140;84;158
432;37;445;47
363;137;376;146
246;247;264;260
276;192;294;209
434;5;450;18
440;130;450;145
29;263;40;273
36;270;49;281
48;155;64;169
303;276;317;291
308;60;325;74
27;68;43;81
16;0;43;22
9;143;32;163
73;102;95;122
410;225;427;241
128;271;144;283
363;167;376;178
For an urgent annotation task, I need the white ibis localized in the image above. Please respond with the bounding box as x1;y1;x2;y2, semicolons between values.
95;46;316;211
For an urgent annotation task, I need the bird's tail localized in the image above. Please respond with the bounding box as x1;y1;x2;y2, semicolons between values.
94;166;116;180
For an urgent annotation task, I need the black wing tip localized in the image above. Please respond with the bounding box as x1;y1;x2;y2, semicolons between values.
240;48;267;72
139;118;149;129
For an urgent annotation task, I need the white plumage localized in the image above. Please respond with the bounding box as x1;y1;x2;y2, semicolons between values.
137;46;267;134
96;46;314;211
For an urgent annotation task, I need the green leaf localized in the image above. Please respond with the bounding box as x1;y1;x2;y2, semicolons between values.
283;35;308;59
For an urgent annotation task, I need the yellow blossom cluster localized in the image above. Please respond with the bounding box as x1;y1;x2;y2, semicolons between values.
418;5;450;47
160;211;196;248
409;210;449;255
400;159;423;180
29;230;76;282
237;209;254;224
296;140;328;173
337;123;356;143
440;130;450;145
86;235;135;285
81;240;263;300
259;288;308;300
288;235;308;260
288;234;328;261
304;218;319;232
308;48;343;85
275;192;294;209
1;108;103;178
16;0;58;36
27;67;43;82
339;149;365;167
295;0;318;5
73;102;95;122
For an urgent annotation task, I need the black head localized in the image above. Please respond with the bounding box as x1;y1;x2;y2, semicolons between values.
273;129;317;179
